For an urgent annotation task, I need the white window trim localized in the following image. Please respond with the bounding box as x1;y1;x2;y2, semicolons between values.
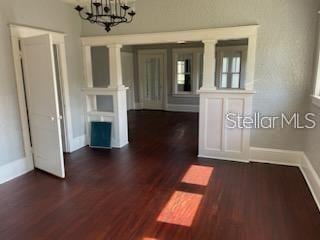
172;47;204;97
216;45;248;89
312;43;320;107
312;95;320;108
311;15;320;108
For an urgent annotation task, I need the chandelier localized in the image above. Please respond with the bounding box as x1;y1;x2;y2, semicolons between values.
75;0;136;32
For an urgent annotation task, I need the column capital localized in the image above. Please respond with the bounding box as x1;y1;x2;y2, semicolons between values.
106;44;123;49
202;39;218;45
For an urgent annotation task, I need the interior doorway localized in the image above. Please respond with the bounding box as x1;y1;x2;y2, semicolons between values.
138;50;167;110
10;25;73;179
53;44;68;152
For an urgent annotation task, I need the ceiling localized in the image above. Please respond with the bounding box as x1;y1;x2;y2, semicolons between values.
61;0;91;4
61;0;135;4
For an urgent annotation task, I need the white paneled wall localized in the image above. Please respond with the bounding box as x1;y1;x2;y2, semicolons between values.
199;90;255;162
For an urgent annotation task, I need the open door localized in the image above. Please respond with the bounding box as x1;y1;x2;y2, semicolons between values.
21;34;65;178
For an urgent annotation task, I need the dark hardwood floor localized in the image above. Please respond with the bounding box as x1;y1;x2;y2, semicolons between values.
0;110;320;240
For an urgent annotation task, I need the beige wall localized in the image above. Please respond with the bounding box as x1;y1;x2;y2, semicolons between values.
82;0;320;151
0;0;85;166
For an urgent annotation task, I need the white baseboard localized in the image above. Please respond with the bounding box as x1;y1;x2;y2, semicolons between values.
249;147;320;211
69;135;87;153
134;103;143;110
249;147;303;167
198;154;250;163
0;156;34;184
133;103;199;113
166;104;199;113
300;154;320;211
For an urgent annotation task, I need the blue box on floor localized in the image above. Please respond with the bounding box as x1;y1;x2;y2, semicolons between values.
90;121;112;149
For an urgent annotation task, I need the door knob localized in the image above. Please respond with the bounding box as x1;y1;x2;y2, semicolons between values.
51;117;55;121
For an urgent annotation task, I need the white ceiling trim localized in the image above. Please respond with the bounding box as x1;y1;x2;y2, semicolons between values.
81;25;259;46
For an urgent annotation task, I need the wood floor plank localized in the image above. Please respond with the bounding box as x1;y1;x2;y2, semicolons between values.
0;110;319;240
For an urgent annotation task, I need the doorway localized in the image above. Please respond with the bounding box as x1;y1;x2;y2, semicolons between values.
53;44;68;152
11;25;73;179
138;50;167;110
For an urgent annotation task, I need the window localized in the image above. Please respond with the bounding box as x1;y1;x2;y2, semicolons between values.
176;56;192;93
173;48;203;95
216;46;247;89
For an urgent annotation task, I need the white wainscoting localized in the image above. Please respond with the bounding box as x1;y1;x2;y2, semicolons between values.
198;90;255;162
249;147;320;211
0;156;34;184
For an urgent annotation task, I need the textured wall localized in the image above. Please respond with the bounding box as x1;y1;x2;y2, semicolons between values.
0;0;84;166
83;0;320;151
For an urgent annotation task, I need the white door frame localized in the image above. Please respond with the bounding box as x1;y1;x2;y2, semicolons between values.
137;49;168;110
10;24;74;166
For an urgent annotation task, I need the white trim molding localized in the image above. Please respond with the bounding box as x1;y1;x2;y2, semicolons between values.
311;95;320;108
10;24;74;156
249;147;303;167
172;47;204;95
249;147;320;211
137;49;168;110
166;104;199;113
0;157;34;184
301;154;320;211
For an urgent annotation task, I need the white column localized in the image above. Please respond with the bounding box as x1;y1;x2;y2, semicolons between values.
107;44;129;148
201;40;218;89
82;45;97;111
108;44;125;88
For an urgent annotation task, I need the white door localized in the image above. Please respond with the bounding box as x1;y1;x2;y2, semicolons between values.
121;52;135;110
139;52;165;110
21;34;65;178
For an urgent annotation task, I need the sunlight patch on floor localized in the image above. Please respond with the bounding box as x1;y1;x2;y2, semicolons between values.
181;165;214;186
157;191;203;227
